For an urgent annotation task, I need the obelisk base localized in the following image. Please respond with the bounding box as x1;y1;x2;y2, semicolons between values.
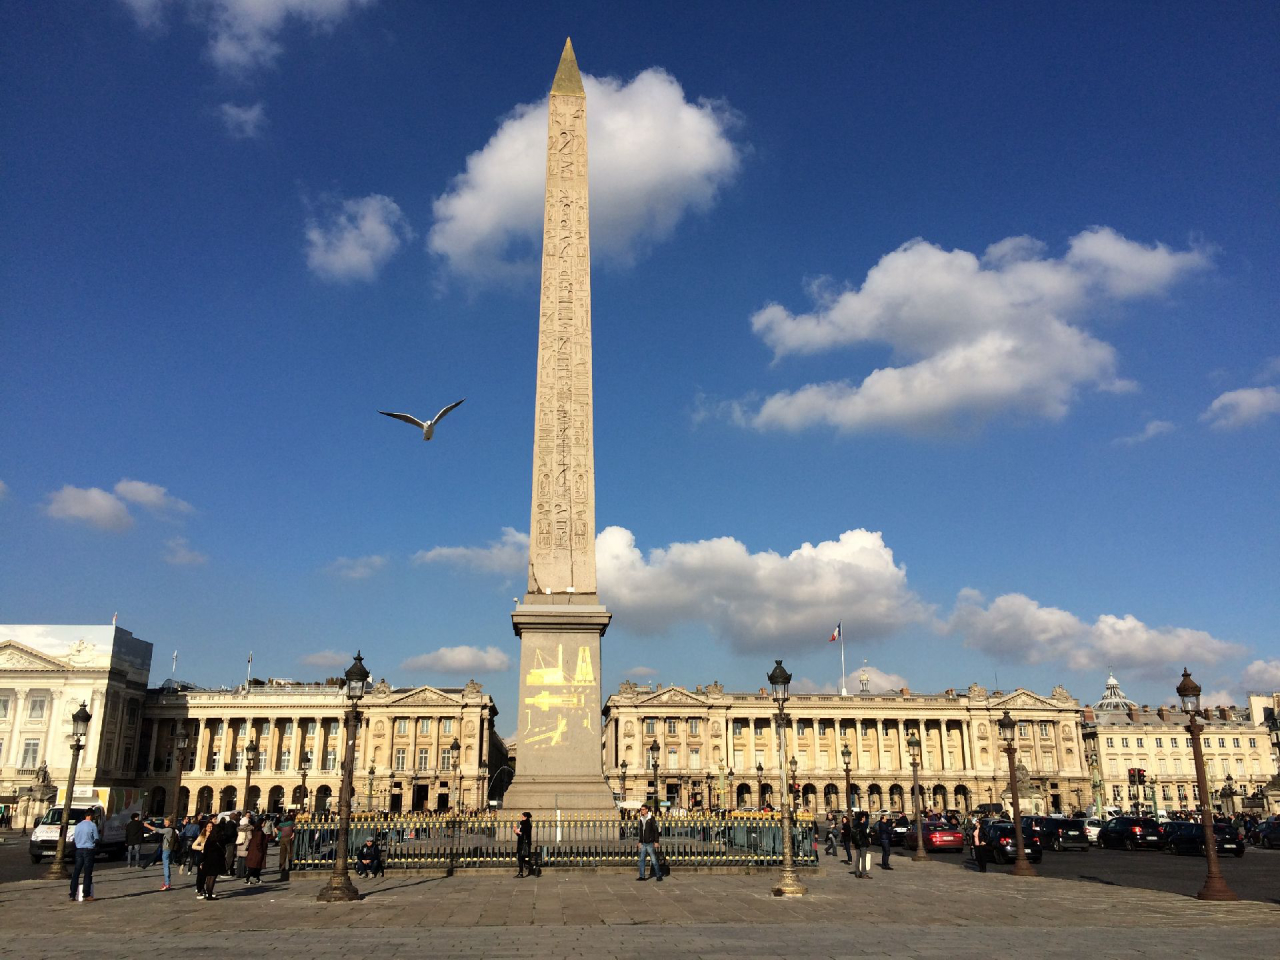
504;599;616;816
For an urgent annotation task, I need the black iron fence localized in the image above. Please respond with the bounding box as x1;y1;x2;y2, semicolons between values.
289;812;818;870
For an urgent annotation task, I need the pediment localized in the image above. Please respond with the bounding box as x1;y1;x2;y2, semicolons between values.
637;687;709;708
989;689;1056;711
385;684;462;708
0;641;70;672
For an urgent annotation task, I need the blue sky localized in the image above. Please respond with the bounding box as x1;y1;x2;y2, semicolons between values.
3;1;1278;731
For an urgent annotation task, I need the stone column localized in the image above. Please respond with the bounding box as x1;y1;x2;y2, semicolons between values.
42;690;63;770
145;717;159;774
7;691;26;767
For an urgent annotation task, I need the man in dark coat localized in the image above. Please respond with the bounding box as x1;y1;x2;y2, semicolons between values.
514;812;534;879
877;814;894;869
219;814;240;877
125;813;145;868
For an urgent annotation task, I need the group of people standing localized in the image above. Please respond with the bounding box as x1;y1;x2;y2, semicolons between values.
830;811;893;878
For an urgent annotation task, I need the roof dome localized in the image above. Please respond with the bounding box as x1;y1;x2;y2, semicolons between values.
1094;673;1138;711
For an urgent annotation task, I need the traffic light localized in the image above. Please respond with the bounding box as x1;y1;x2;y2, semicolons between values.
1127;768;1137;785
1137;769;1146;786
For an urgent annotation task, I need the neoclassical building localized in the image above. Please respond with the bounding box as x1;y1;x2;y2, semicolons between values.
0;625;154;826
137;675;509;816
602;674;1090;815
1081;674;1278;814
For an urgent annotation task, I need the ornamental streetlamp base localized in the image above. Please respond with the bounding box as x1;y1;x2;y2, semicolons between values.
771;875;808;897
912;849;930;863
316;874;362;902
1011;858;1037;878
1197;878;1239;902
44;861;69;881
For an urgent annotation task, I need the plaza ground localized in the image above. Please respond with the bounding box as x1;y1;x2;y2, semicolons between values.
0;833;1275;959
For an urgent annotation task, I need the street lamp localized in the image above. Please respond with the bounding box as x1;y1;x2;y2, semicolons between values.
170;732;190;823
299;752;311;813
366;764;376;813
906;730;928;862
619;759;628;803
789;756;798;810
841;742;852;812
996;710;1035;877
767;659;806;897
649;738;661;807
47;701;92;879
727;768;735;812
244;739;259;813
316;651;370;902
21;785;35;836
1178;669;1237;901
756;762;764;809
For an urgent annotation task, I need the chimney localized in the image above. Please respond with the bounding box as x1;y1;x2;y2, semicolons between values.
1082;706;1096;722
1217;706;1231;720
1157;706;1170;721
899;686;910;697
1127;706;1140;722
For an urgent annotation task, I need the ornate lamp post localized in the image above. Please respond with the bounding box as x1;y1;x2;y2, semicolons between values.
619;759;628;803
450;737;461;811
21;784;35;836
996;710;1035;877
299;752;311;813
1178;668;1237;901
841;742;853;812
727;768;735;811
170;732;189;823
317;651;370;902
906;731;929;862
47;701;92;879
756;762;764;809
366;764;376;814
768;659;806;897
244;739;258;812
649;738;661;807
789;756;799;810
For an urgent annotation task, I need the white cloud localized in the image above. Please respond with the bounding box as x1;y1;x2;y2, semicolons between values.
219;101;267;139
625;666;658;679
1199;689;1241;708
596;526;930;652
795;665;908;696
413;527;528;574
948;589;1242;677
743;228;1208;433
400;645;511;673
164;536;208;565
300;650;352;669
1113;419;1175;446
1199;386;1280;430
1244;658;1280;692
1257;356;1280;382
326;554;388;579
305;193;413;282
44;485;134;532
114;478;194;514
428;69;741;281
119;0;377;74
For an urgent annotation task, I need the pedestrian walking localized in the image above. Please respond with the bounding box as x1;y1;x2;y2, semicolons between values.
876;814;894;870
143;817;178;889
243;818;267;884
974;821;988;872
839;814;853;864
178;817;200;874
514;811;533;879
636;804;663;882
69;811;99;902
219;813;239;878
199;820;227;900
852;811;872;878
277;813;295;882
126;813;144;867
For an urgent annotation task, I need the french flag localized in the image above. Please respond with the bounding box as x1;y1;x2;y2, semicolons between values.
829;621;841;643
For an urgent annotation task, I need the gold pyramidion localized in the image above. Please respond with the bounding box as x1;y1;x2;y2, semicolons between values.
551;37;584;96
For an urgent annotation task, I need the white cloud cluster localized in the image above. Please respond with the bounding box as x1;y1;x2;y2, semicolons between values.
1244;658;1280;692
794;665;908;696
400;645;510;673
1200;386;1280;430
948;589;1242;677
624;666;658;679
164;536;208;565
743;228;1208;433
1113;419;1175;446
305;193;413;282
595;526;930;652
44;478;194;531
219;101;267;138
412;527;528;574
326;554;387;579
120;0;377;74
300;650;352;669
428;69;741;281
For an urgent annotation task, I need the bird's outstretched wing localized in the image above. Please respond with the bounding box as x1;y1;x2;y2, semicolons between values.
379;411;426;429
431;398;466;424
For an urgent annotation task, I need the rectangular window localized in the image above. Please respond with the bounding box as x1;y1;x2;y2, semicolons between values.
1253;759;1262;774
1108;759;1118;776
667;747;678;768
324;748;336;771
1235;758;1244;774
732;720;743;737
733;749;744;770
28;698;46;720
126;701;139;727
1039;722;1050;738
441;749;453;771
394;748;406;772
417;718;430;735
796;720;807;735
284;721;293;736
0;696;8;718
210;750;221;772
1105;737;1114;748
645;719;657;736
689;719;700;736
667;719;678;736
1248;738;1257;748
689;747;701;770
1174;758;1183;774
818;721;829;737
329;721;339;737
1161;785;1171;801
1018;723;1029;738
306;721;317;736
1111;785;1123;801
21;739;40;768
1121;737;1129;748
1158;758;1167;774
397;719;408;736
442;718;453;735
418;747;430;770
755;750;765;769
1232;738;1240;748
1136;738;1144;748
1203;737;1210;748
281;749;291;771
1205;758;1215;774
1217;738;1225;748
1169;737;1178;748
233;750;244;771
1155;738;1163;748
123;744;134;771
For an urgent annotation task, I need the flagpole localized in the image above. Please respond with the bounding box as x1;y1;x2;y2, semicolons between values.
246;652;253;688
839;628;847;696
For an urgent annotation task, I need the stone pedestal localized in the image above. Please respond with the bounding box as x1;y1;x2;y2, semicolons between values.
502;597;616;814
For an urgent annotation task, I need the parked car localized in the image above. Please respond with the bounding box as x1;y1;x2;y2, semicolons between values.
1020;816;1050;843
902;821;965;852
1167;822;1245;858
976;820;1043;864
1041;818;1090;852
1083;818;1104;845
890;815;911;846
1250;817;1280;848
1098;816;1164;851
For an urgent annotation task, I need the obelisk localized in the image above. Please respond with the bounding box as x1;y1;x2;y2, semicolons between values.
505;39;615;814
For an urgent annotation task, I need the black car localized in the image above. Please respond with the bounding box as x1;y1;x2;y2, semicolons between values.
1167;822;1245;858
1041;818;1089;852
890;815;911;846
1098;816;1164;851
977;820;1043;864
1251;817;1280;848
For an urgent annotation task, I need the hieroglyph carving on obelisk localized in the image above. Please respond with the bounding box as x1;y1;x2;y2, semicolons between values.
527;37;596;598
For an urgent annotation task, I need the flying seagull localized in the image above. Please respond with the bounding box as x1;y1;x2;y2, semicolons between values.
379;398;466;441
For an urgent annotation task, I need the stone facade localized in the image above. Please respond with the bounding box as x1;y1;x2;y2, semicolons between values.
0;624;154;825
602;677;1090;815
136;676;508;816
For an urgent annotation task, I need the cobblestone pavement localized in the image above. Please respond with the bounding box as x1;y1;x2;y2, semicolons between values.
1;859;1275;959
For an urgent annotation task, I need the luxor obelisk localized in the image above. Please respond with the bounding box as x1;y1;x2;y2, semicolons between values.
505;39;616;814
